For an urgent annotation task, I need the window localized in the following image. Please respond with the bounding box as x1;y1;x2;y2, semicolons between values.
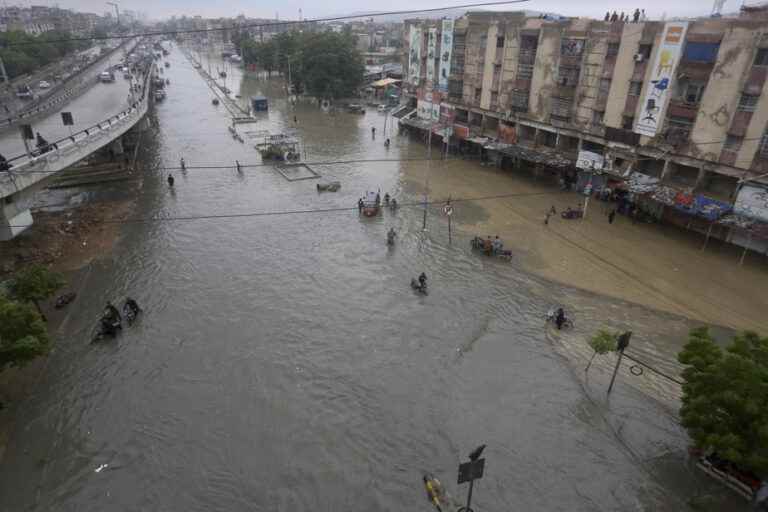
683;42;720;63
667;116;694;141
561;39;584;57
622;115;634;130
607;42;620;57
490;91;499;107
599;78;612;96
496;36;505;48
628;81;643;96
755;48;768;67
739;93;760;112
517;63;534;79
638;44;652;60
550;96;571;121
759;131;768;157
592;110;604;125
474;88;482;102
511;90;529;112
682;82;706;105
724;134;743;151
558;66;580;87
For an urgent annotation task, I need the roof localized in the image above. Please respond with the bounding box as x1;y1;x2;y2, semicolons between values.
370;78;401;88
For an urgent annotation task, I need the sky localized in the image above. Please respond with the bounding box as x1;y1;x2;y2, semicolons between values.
39;0;744;22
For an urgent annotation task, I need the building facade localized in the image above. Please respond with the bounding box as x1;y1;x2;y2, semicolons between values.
402;9;768;251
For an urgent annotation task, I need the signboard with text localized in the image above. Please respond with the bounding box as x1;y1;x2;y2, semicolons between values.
634;22;688;137
426;28;437;86
408;26;422;84
438;19;454;92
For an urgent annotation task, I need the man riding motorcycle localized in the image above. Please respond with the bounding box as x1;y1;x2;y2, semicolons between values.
387;228;396;246
101;301;122;335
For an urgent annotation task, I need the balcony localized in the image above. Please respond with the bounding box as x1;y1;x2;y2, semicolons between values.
518;49;536;65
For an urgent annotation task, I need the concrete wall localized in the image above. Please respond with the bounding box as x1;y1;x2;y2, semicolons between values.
499;22;520;110
480;23;498;110
689;24;756;160
529;25;560;122
737;66;768;167
604;23;643;128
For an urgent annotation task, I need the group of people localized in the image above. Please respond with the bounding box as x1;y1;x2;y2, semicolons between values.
605;8;645;23
471;235;507;256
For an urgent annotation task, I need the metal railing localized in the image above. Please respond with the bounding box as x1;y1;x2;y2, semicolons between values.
2;62;154;176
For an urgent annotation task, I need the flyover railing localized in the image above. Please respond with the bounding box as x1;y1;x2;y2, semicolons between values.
0;62;155;194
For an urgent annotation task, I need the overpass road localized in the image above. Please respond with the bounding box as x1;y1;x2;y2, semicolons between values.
0;55;133;160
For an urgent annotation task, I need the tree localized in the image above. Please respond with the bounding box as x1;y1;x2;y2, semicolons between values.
585;329;617;373
0;296;49;370
678;327;768;476
9;264;64;319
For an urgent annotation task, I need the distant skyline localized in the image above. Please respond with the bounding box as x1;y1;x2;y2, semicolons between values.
11;0;742;22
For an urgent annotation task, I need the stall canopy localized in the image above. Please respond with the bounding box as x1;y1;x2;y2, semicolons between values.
370;78;401;88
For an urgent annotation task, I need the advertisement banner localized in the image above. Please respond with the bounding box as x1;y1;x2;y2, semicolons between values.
735;184;768;222
431;102;441;122
576;150;604;170
438;19;454;92
634;21;688;137
426;28;437;85
408;26;422;84
417;99;432;120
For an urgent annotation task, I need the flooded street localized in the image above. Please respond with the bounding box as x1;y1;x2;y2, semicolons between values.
0;48;748;511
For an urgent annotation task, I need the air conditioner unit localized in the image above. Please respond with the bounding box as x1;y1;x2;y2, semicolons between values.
634;53;644;62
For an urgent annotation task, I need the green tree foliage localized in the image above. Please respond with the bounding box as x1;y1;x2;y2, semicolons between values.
678;327;768;476
586;329;617;373
0;30;90;79
240;31;364;99
9;264;64;318
0;296;49;370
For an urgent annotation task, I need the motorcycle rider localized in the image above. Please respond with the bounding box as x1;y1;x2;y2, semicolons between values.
125;297;140;316
101;301;122;333
418;272;427;289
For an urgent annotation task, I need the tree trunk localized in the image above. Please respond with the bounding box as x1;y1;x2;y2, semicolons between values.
33;299;46;322
585;352;597;373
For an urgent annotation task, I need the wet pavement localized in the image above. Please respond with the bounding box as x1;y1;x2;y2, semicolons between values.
0;47;749;511
0;51;132;160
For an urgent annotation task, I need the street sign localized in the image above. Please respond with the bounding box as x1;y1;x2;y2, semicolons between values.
457;458;485;484
61;112;74;126
443;204;453;216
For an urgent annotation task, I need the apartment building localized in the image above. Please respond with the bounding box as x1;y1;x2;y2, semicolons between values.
401;8;768;251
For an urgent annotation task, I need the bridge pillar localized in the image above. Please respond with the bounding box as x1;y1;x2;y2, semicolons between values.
0;191;33;241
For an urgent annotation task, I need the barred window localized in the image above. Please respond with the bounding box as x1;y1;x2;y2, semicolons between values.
738;93;760;112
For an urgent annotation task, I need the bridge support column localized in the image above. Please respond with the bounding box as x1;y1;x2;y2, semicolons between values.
0;193;33;241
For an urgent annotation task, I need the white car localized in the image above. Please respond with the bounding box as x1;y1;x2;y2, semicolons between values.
38;80;51;89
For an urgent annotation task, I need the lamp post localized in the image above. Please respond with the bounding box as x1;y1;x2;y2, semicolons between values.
457;444;486;512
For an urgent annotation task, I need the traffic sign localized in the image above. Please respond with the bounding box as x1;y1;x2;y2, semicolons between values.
457;458;484;484
61;112;74;126
443;204;453;216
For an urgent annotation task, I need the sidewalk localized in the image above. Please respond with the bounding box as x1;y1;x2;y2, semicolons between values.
404;159;768;333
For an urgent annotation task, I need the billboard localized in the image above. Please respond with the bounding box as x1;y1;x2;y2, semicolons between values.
438;19;454;92
426;28;437;85
408;26;422;84
735;185;768;222
417;99;432;120
634;21;688;137
576;150;605;171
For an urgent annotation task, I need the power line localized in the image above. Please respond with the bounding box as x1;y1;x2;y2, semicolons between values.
1;1;532;47
8;157;462;175
5;190;560;228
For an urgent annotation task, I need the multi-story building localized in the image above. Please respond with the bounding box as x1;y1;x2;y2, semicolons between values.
401;8;768;251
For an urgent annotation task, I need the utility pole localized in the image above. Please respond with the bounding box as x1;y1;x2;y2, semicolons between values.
0;56;8;85
607;331;632;395
423;116;434;231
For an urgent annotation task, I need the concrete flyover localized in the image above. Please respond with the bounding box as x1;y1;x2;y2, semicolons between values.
0;63;155;241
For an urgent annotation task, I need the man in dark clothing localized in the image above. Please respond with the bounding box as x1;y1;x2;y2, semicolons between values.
418;272;427;288
555;308;566;330
608;209;616;224
167;174;175;187
604;12;610;21
633;8;640;22
610;11;618;22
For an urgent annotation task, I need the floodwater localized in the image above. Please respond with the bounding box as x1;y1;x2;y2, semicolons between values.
0;47;748;511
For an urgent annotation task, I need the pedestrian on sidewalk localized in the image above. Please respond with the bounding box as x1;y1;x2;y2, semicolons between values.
608;209;616;224
167;174;175;187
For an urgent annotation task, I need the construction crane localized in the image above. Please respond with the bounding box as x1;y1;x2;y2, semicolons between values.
106;2;120;26
711;0;727;17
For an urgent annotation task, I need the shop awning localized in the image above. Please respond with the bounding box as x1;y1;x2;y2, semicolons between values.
370;78;401;88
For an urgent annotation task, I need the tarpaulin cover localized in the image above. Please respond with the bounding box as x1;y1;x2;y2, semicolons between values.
694;195;732;221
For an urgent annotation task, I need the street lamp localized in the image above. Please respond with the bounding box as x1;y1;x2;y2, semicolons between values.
457;444;486;512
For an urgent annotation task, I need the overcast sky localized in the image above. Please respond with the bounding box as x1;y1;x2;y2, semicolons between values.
43;0;739;22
